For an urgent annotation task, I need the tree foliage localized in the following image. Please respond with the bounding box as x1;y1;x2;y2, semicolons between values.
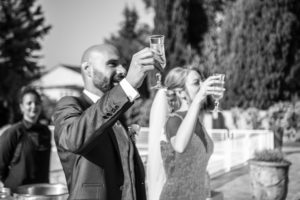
218;0;300;109
119;0;225;125
152;0;208;73
143;0;235;85
199;0;238;77
0;0;51;124
105;6;155;125
105;6;152;98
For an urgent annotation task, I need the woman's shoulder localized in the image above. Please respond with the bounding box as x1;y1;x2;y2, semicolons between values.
0;121;23;140
3;121;24;133
166;112;186;128
168;111;186;120
165;112;186;139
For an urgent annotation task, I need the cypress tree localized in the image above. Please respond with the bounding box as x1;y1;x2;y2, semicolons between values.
219;0;300;109
0;0;51;123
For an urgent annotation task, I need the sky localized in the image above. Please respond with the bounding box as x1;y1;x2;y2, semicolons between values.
37;0;154;69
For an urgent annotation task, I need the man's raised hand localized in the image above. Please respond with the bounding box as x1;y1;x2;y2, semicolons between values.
126;48;154;89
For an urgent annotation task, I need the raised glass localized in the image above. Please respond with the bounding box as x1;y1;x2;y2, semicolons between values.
211;73;225;113
149;35;166;89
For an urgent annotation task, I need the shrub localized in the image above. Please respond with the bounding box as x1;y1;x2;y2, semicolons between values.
267;101;300;143
244;107;264;130
267;102;290;129
283;101;300;138
253;149;288;163
231;107;266;129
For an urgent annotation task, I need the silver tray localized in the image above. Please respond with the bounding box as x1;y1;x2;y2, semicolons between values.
14;184;68;200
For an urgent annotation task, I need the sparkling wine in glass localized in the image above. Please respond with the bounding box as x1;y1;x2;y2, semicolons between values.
212;74;225;113
149;35;166;89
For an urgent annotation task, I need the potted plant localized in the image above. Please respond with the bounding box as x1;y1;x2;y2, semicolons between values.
249;149;291;200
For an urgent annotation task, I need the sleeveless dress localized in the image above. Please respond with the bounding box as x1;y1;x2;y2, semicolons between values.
159;111;214;200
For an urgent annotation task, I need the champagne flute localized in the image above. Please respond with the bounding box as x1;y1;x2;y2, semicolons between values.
149;35;166;89
212;74;225;113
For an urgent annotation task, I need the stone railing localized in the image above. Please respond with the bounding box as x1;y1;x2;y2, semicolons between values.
207;129;274;177
49;126;274;183
136;128;274;178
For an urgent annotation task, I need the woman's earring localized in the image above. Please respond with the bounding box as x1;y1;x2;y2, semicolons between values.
182;92;191;104
178;90;187;101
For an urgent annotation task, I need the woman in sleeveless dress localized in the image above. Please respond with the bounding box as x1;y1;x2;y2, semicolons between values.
147;67;225;200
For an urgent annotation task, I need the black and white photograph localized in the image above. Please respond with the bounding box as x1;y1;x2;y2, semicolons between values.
1;0;300;200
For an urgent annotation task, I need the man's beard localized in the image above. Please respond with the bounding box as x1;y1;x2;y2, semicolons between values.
93;70;125;93
93;72;114;93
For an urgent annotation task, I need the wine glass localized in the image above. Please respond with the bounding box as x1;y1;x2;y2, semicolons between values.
149;35;166;89
211;74;225;113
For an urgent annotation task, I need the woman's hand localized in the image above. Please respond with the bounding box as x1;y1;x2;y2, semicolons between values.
194;75;225;104
0;180;4;187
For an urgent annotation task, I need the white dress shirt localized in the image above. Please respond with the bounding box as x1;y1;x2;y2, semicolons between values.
83;78;139;103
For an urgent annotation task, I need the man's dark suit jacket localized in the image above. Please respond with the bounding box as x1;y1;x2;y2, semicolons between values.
53;85;146;200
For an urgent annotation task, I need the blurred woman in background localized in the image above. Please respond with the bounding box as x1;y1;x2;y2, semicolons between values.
0;87;51;192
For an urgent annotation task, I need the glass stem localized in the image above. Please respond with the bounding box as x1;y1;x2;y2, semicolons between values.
214;100;219;111
156;73;162;87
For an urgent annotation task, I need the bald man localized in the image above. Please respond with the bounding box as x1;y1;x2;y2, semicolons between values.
53;44;154;200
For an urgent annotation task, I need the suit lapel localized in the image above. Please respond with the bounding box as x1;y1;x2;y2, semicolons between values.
78;93;122;163
109;126;122;161
80;92;145;198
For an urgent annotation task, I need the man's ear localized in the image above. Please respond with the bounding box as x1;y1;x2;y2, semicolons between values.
81;62;92;78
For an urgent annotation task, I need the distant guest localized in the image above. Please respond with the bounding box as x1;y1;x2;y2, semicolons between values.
0;87;51;192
